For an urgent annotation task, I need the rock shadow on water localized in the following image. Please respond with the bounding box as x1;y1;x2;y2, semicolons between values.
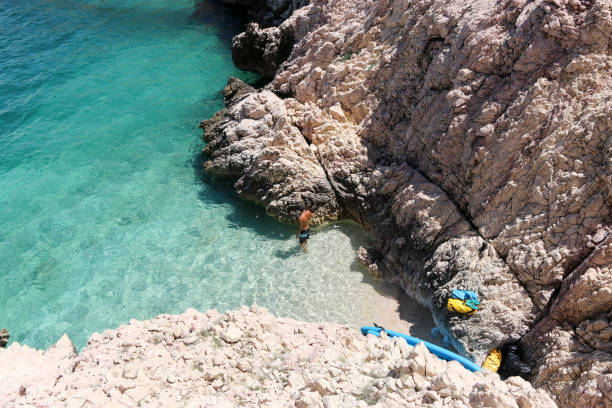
192;0;250;40
192;153;295;240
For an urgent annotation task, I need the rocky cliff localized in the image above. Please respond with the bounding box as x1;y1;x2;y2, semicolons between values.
201;0;612;405
0;307;556;407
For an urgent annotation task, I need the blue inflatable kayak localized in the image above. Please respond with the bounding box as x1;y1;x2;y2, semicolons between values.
361;326;481;372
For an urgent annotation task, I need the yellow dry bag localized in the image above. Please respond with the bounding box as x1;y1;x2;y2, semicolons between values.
482;348;502;372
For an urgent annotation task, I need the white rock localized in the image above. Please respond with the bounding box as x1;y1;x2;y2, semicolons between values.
122;363;139;379
237;360;251;372
220;327;243;344
85;389;108;405
0;307;557;407
205;367;223;381
182;336;198;345
212;378;224;390
65;396;87;408
172;327;183;339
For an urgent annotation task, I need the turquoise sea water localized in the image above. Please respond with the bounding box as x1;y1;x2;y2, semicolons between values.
0;0;399;350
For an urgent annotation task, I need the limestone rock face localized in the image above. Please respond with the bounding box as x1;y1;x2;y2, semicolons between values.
521;316;612;408
521;235;612;408
345;164;538;363
202;0;612;404
0;307;557;407
549;234;612;327
200;78;341;225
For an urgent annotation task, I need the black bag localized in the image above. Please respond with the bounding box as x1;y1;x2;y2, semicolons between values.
499;343;531;380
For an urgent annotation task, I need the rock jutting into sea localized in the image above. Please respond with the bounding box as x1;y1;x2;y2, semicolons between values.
0;307;557;407
0;329;9;348
201;77;342;225
201;0;612;406
232;21;297;78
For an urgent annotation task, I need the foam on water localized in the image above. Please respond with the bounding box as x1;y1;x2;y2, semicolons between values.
0;0;409;350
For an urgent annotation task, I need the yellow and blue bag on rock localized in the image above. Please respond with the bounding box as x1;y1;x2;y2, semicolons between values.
447;289;480;315
447;298;476;315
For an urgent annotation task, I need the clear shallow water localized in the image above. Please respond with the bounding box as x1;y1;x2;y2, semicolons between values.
0;0;400;350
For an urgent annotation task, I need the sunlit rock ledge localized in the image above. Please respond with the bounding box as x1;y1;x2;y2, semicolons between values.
0;306;555;407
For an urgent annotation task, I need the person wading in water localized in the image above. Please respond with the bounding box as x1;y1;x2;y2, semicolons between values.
297;209;314;249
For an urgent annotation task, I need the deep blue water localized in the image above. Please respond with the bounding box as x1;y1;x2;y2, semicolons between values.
0;0;396;350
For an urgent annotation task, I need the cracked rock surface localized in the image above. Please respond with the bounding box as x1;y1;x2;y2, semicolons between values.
201;78;341;225
201;0;612;405
0;307;556;407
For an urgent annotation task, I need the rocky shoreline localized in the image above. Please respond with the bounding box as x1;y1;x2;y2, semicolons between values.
1;0;608;406
0;307;556;407
201;0;611;406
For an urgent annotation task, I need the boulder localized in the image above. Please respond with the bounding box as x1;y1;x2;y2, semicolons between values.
0;329;9;348
201;78;341;225
232;22;295;78
220;327;243;344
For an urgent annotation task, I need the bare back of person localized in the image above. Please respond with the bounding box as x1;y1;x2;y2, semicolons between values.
297;210;314;248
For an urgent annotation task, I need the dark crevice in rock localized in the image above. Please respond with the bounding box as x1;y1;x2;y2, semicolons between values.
319;161;348;219
527;284;567;332
549;233;610;321
272;86;296;99
534;245;599;323
294;124;310;145
306;144;348;220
